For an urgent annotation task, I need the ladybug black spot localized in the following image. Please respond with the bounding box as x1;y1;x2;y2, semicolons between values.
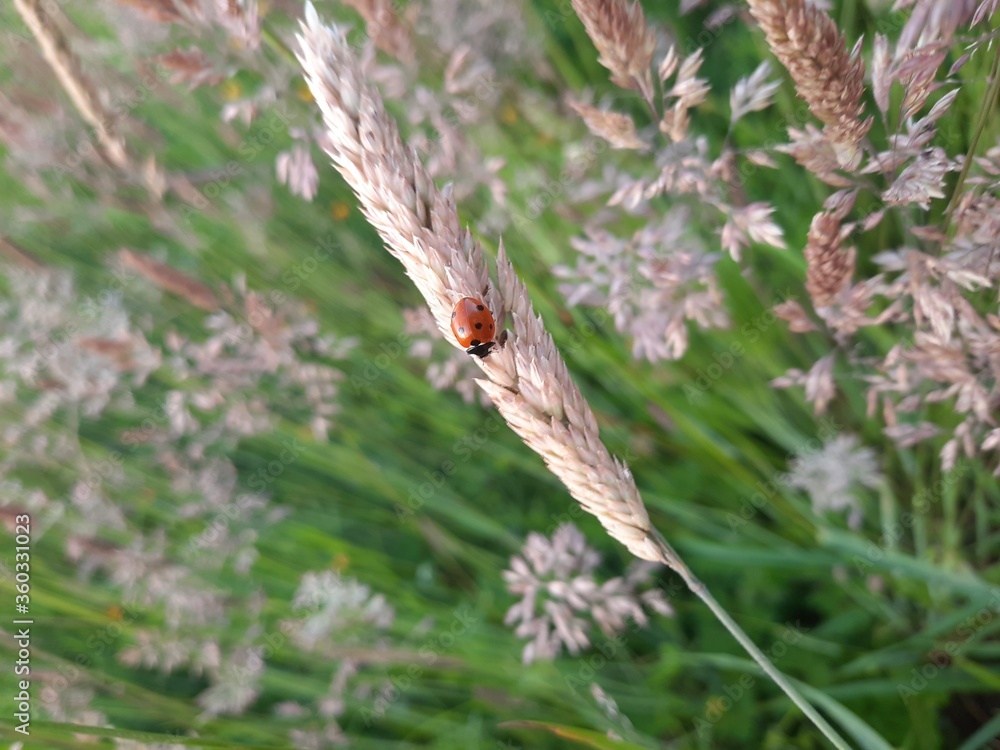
458;327;465;334
475;322;483;329
476;305;484;311
489;323;494;329
451;312;456;318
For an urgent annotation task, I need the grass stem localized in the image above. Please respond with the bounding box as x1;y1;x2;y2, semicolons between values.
944;43;1000;231
652;531;854;750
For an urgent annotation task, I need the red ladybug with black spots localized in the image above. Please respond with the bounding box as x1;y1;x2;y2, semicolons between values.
451;297;496;358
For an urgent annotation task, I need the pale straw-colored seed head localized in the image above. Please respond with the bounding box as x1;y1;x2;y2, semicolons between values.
297;3;658;562
297;5;497;339
571;0;656;101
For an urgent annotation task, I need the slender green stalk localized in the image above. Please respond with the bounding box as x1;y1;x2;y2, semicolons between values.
262;19;298;64
944;44;1000;231
651;532;853;750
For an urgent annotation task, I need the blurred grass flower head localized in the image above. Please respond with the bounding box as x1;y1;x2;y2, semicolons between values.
503;524;673;664
290;570;395;651
788;434;883;529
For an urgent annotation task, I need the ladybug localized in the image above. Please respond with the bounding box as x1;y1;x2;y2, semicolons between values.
451;297;496;358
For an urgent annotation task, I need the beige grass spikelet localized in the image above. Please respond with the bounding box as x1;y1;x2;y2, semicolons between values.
297;3;657;561
747;0;872;169
570;0;656;101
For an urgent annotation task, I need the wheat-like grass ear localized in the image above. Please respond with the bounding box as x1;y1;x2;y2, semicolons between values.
298;2;658;560
570;0;656;103
297;6;852;746
747;0;872;169
478;240;658;561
